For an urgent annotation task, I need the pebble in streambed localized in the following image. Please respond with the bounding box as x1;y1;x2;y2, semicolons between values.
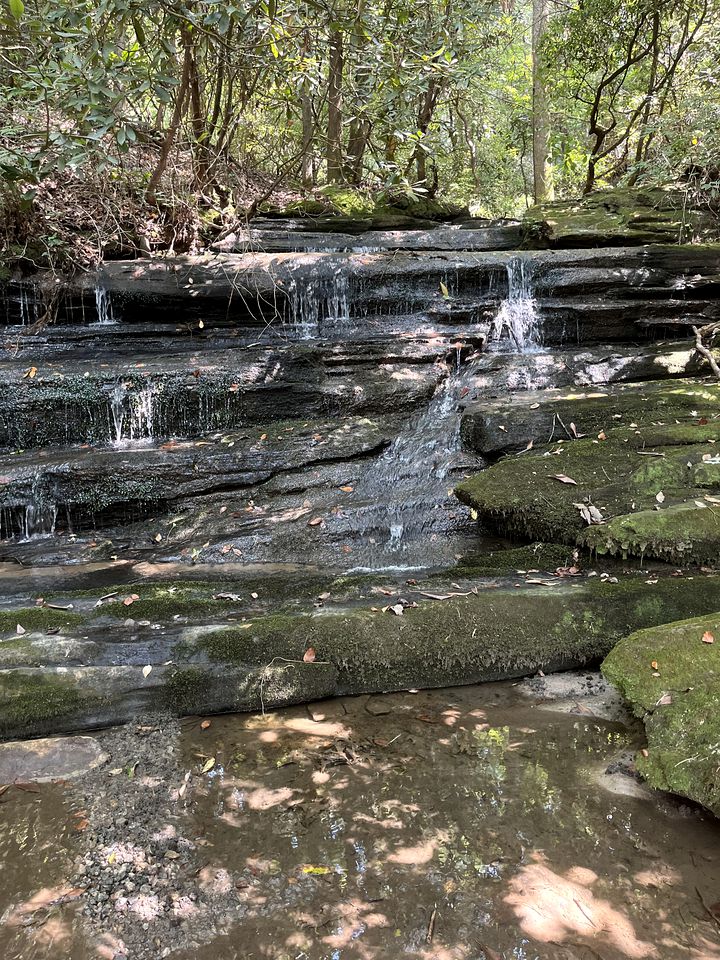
69;716;242;959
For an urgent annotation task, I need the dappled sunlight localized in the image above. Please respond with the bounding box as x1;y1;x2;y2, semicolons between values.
278;717;352;739
387;838;437;865
504;855;657;957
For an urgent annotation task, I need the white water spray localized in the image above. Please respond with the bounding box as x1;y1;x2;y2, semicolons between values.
490;257;542;352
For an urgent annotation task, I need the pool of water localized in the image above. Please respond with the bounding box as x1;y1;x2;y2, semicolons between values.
1;681;719;960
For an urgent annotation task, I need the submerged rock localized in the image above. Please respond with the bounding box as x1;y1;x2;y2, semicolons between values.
602;613;720;815
0;734;107;783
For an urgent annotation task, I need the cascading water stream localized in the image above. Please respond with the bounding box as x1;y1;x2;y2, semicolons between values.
94;285;116;325
489;256;542;352
288;266;350;338
347;263;543;568
108;382;157;447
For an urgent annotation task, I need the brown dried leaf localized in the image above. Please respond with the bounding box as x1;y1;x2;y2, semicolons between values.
303;647;317;663
702;631;715;644
552;474;577;485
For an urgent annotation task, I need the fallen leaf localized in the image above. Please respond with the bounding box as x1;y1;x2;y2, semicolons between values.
597;431;607;441
389;603;404;616
123;594;140;606
16;624;25;635
142;665;152;678
201;757;216;774
23;366;38;379
303;647;317;663
308;517;323;527
418;590;472;600
552;474;577;485
651;660;659;670
301;865;331;875
339;485;353;493
200;720;211;730
702;631;715;644
655;491;665;504
657;692;673;706
439;281;450;299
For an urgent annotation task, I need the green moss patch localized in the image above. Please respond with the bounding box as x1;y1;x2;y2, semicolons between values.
602;613;720;814
195;575;720;694
0;607;84;634
456;412;720;564
0;670;95;736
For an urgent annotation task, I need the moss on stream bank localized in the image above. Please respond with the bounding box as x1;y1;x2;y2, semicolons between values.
193;575;720;694
603;613;720;815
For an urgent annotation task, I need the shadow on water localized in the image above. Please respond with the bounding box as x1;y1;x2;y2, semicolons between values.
167;684;720;960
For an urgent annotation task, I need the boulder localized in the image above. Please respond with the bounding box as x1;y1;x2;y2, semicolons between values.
602;613;720;814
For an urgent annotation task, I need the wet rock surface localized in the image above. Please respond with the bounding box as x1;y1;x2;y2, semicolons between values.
0;734;107;783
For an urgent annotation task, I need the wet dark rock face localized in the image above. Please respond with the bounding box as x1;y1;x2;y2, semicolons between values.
1;209;720;747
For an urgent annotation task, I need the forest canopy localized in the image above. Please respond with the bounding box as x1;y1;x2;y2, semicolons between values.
0;0;719;258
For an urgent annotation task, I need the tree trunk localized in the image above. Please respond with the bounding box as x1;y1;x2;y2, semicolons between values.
531;0;553;203
326;29;344;183
413;79;439;187
146;27;192;204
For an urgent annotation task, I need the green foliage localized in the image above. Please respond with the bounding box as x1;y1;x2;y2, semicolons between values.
0;0;719;229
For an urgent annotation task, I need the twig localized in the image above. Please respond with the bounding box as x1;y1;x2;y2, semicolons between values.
696;886;720;929
692;324;720;380
426;904;438;943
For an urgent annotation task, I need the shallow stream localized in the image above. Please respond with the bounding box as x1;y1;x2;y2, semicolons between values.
1;680;719;960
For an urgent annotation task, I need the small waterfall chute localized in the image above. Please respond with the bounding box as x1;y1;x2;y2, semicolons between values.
287;264;351;338
94;284;116;325
490;257;542;353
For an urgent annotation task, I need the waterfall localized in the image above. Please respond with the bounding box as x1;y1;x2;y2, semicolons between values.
108;382;157;447
348;354;479;570
18;286;39;326
489;257;542;352
288;267;350;338
94;285;116;325
110;383;127;445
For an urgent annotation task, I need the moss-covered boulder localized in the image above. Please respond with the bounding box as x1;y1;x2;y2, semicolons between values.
524;185;720;248
602;613;720;814
456;380;720;565
460;378;720;460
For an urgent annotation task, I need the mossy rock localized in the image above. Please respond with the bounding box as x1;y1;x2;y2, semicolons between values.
581;500;720;565
456;399;720;564
523;185;720;248
195;575;720;694
460;378;720;460
602;613;720;814
0;670;98;736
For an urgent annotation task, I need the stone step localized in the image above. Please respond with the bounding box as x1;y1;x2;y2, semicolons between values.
0;338;705;453
4;245;719;339
0;567;717;738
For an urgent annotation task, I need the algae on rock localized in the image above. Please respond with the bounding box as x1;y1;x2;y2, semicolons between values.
602;613;720;815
